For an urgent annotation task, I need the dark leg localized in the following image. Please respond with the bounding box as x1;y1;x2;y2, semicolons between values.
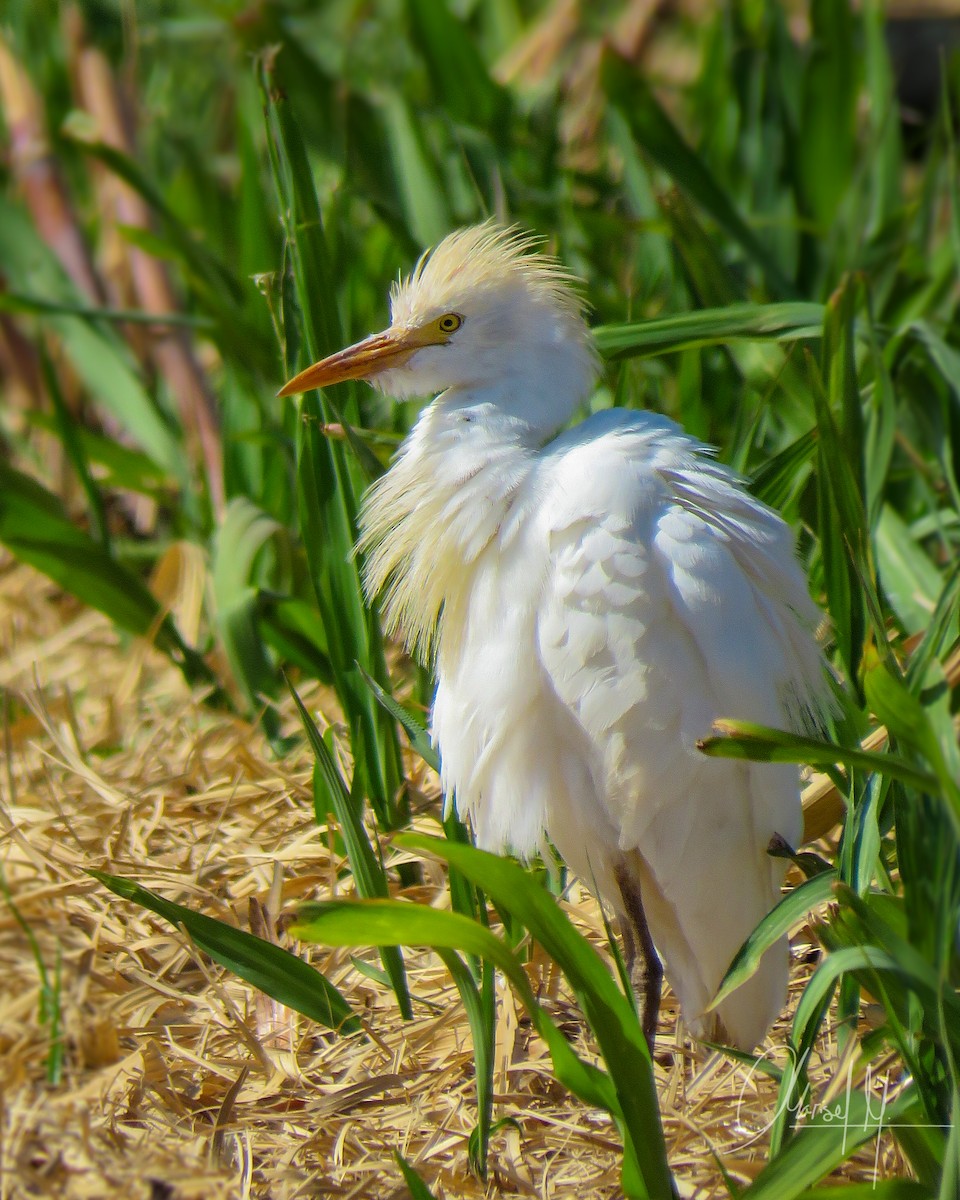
614;861;663;1056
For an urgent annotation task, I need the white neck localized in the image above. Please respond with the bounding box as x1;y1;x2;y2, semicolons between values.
358;390;539;662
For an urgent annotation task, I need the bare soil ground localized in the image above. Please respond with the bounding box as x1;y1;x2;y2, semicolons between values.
0;551;905;1198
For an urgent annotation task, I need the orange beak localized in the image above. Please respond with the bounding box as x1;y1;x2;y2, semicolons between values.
277;328;428;397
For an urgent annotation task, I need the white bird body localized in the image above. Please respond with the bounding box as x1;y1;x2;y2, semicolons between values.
280;225;829;1051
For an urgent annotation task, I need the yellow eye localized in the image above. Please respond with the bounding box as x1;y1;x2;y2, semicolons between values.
437;313;462;334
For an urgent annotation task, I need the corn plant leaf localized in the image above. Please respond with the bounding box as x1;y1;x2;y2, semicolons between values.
397;833;672;1200
711;871;837;1010
699;720;940;794
286;678;413;1019
594;303;825;361
90;870;359;1035
602;55;794;298
0;462;213;692
290;896;619;1130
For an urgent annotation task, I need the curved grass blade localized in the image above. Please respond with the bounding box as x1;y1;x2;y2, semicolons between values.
290;897;616;1115
90;870;359;1035
742;1086;922;1199
359;664;439;773
396;834;672;1200
710;871;837;1010
434;947;493;1178
393;1153;439;1200
595;303;825;361
286;677;413;1020
700;720;940;794
602;56;794;298
0;462;217;696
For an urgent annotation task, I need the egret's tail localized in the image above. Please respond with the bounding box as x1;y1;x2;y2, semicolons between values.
690;936;790;1052
617;809;793;1052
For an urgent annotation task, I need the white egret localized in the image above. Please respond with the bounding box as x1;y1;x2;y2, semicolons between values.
280;224;829;1052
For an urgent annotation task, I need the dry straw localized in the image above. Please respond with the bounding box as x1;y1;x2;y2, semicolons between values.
0;551;905;1198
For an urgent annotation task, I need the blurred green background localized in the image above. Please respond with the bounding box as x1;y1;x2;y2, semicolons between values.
2;2;960;1195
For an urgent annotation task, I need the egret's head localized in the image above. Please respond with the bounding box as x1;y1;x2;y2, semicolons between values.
279;223;599;427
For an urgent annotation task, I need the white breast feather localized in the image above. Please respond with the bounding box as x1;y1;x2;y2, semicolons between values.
432;409;828;1049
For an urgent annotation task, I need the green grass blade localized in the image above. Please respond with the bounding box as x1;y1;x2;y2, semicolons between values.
660;187;744;308
379;92;453;247
603;56;794;298
749;428;817;511
875;505;944;636
262;61;403;825
22;413;170;497
257;594;332;683
435;947;493;1178
0;290;213;327
699;720;940;794
0;462;216;694
286;678;413;1019
290;895;618;1116
359;665;440;773
595;303;825;361
393;1153;439;1200
711;871;837;1010
397;833;672;1200
406;0;509;132
864;665;960;832
795;0;857;232
90;871;359;1035
39;346;110;550
0;197;184;484
741;1088;923;1199
812;286;872;682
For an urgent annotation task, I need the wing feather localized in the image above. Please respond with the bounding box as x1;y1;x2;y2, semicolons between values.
531;411;826;1046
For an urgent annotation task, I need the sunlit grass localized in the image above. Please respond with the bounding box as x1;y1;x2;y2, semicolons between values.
1;1;958;1195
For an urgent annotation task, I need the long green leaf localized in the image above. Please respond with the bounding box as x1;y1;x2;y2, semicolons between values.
262;59;403;826
743;1087;923;1199
0;462;215;694
711;871;837;1009
603;55;794;297
397;834;672;1200
699;720;940;793
595;303;824;361
290;896;617;1118
286;678;413;1019
406;0;508;132
91;871;359;1035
